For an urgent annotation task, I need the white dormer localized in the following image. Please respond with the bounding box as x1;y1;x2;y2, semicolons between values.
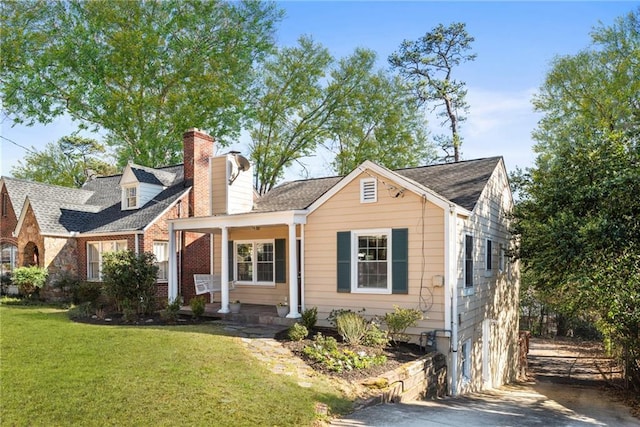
119;163;166;210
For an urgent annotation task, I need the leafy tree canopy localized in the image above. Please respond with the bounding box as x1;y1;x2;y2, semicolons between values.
11;136;117;188
512;9;639;388
250;37;435;193
1;0;282;168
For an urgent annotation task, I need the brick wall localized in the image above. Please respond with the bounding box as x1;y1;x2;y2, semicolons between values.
0;182;18;247
183;128;214;218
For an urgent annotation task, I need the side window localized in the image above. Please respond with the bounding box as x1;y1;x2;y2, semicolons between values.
485;239;492;271
153;241;169;282
461;339;472;380
464;234;473;288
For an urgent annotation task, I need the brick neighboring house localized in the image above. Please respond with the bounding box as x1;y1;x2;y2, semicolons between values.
0;128;215;300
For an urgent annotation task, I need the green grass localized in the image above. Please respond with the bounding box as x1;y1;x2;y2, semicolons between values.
0;305;351;426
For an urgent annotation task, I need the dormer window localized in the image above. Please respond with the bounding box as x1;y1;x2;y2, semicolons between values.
124;185;138;209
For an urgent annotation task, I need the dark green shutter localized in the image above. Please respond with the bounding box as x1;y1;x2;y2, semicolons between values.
392;228;408;294
228;240;234;281
275;239;286;283
337;231;351;293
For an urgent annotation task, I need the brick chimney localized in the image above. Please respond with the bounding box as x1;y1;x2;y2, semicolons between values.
183;128;214;217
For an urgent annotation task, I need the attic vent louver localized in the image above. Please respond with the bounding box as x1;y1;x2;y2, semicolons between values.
360;178;377;203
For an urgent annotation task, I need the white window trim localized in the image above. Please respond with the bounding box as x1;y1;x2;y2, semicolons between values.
498;243;506;273
87;240;128;281
122;185;138;210
234;239;276;286
153;241;169;283
360;178;377;203
351;228;392;294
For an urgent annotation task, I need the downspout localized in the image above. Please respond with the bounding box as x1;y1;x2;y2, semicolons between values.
449;204;459;396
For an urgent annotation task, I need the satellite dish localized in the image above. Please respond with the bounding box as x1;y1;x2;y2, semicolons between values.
228;152;251;185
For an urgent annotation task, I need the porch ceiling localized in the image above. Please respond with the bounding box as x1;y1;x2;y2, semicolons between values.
169;210;307;232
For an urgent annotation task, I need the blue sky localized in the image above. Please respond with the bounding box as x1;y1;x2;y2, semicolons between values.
1;1;637;179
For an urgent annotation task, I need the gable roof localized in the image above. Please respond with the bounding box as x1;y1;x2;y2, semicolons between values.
6;163;188;236
395;157;502;211
253;157;502;213
122;163;177;187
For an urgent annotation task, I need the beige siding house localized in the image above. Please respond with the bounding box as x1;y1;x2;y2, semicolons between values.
169;130;520;396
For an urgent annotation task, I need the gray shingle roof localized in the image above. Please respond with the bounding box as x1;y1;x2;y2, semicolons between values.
128;163;176;186
2;177;94;219
252;176;343;212
252;157;501;213
396;157;502;211
2;163;187;235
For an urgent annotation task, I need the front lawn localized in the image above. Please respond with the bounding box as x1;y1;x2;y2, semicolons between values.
0;305;350;426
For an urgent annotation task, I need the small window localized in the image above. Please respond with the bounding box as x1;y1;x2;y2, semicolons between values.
464;234;473;288
353;230;391;293
234;240;274;285
461;339;472;379
124;186;138;209
153;241;169;282
0;243;18;275
87;240;128;280
485;239;492;271
360;178;377;203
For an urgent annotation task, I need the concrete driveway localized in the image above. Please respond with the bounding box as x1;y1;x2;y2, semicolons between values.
332;338;639;427
331;382;638;426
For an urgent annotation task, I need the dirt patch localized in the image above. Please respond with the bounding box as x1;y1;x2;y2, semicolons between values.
528;337;639;419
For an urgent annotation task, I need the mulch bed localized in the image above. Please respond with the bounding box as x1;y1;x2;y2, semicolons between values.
275;326;429;382
72;312;220;326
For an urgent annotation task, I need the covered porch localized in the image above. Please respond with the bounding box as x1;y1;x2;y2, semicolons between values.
167;210;307;318
179;302;298;327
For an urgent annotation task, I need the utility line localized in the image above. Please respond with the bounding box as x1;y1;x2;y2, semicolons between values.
0;135;36;154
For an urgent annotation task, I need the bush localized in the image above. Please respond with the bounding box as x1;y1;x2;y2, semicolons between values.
161;297;182;323
71;281;103;306
336;311;368;345
68;302;94;319
382;305;423;344
362;321;390;348
300;306;318;330
102;250;158;315
51;272;79;299
190;296;205;318
287;323;309;341
12;266;48;299
1;273;12;294
302;333;386;373
327;308;366;328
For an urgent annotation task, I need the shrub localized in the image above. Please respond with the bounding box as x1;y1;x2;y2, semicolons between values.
51;272;79;299
327;308;366;328
68;302;94;319
161;297;182;323
1;273;12;294
300;306;318;330
302;333;386;373
362;321;390;348
287;323;309;341
102;250;158;315
12;266;48;299
336;311;368;345
121;299;137;323
382;305;423;344
190;296;206;318
71;281;103;306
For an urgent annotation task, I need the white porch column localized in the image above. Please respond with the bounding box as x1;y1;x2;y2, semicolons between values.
218;226;230;313
286;223;300;318
167;223;178;302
